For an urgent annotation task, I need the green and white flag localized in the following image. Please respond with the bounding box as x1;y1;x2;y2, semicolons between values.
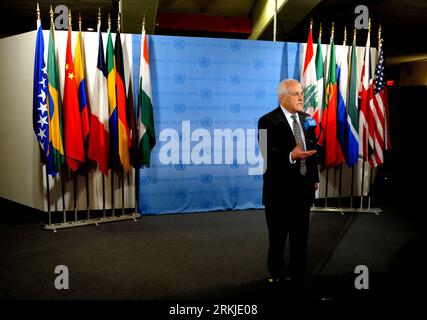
313;33;324;138
138;26;156;167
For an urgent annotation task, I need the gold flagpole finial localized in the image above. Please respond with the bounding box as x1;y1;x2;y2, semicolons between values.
378;24;382;41
97;8;101;29
309;18;313;31
108;13;111;31
118;12;121;32
36;2;40;21
368;18;371;33
343;26;347;45
319;23;322;41
79;12;82;32
50;5;54;25
68;8;72;28
142;14;146;32
353;27;357;45
331;22;334;39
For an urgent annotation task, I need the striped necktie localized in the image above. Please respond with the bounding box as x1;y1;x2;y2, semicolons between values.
291;114;307;176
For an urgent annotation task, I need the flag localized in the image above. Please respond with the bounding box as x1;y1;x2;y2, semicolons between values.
88;26;109;176
33;22;54;174
127;75;138;167
358;31;375;164
301;27;317;117
337;43;349;164
319;36;344;168
345;38;359;167
74;30;90;143
368;37;388;167
106;30;120;172
314;34;324;139
138;27;156;167
62;28;85;171
47;21;65;173
114;31;131;172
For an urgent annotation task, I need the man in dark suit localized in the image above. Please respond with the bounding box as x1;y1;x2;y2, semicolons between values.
258;79;319;286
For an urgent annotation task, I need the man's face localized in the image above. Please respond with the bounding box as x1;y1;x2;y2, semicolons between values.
281;82;304;114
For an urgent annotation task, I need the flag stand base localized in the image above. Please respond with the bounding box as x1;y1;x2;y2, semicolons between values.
311;207;381;215
44;213;141;232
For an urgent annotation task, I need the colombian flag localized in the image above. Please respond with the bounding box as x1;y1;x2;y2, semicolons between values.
74;30;90;142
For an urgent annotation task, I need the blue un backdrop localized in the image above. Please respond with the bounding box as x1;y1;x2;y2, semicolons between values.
132;35;301;214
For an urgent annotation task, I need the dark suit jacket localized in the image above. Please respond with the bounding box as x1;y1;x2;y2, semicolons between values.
258;106;319;207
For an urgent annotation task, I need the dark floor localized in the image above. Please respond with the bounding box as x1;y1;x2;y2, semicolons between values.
1;196;427;319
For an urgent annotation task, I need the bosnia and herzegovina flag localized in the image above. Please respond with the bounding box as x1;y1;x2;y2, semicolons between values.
114;31;131;172
33;21;54;174
138;26;156;167
47;20;65;173
88;25;109;176
63;28;85;171
74;30;90;143
106;29;120;172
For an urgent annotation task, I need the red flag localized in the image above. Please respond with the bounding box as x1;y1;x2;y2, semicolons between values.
358;32;375;165
319;36;344;168
63;29;85;171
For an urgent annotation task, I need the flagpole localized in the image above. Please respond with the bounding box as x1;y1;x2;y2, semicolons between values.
360;18;371;210
273;0;277;41
36;2;53;225
337;26;347;209
135;14;145;213
79;12;91;221
49;5;67;224
67;9;79;223
61;168;67;223
106;13;116;218
116;12;126;217
349;28;356;209
324;22;334;208
95;8;106;220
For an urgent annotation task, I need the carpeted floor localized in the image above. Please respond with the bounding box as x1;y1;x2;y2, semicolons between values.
1;197;426;302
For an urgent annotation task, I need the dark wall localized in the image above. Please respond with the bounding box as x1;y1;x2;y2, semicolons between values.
372;85;427;213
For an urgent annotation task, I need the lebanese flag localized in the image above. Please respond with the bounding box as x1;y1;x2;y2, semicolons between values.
301;27;317;118
62;28;85;171
314;34;324;139
88;27;110;176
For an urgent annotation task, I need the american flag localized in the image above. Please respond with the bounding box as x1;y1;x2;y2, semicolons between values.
368;37;389;167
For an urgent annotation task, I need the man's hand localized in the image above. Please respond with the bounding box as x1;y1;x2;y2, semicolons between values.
290;146;317;161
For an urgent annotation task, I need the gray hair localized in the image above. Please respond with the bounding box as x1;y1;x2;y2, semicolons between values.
278;79;299;96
